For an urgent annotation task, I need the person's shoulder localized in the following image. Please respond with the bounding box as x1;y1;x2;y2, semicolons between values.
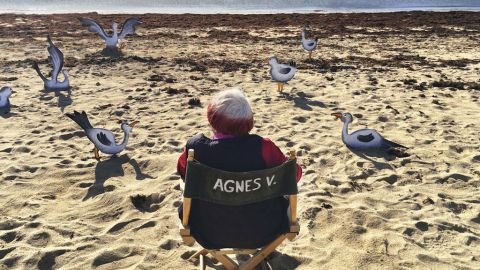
248;135;281;149
245;134;268;142
256;136;274;145
186;133;208;146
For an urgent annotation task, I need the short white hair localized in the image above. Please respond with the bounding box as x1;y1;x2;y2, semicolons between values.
209;88;253;120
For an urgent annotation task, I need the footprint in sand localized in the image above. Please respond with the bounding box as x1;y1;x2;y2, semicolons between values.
0;247;16;260
0;231;17;243
159;239;179;250
27;231;51;247
0;220;23;230
130;193;165;213
37;249;68;270
132;221;156;232
92;247;141;268
107;219;141;234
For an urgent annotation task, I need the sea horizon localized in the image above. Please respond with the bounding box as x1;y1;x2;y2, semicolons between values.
0;0;479;14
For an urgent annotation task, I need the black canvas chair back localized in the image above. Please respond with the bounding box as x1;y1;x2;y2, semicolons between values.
180;149;300;270
184;158;298;206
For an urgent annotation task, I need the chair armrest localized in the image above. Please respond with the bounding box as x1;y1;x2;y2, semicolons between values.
179;223;195;246
289;221;300;234
286;221;300;241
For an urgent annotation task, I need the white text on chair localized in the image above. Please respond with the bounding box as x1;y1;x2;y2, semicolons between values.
213;175;277;193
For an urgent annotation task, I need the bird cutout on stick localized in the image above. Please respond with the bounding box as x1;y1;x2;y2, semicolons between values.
301;28;318;59
66;110;138;160
268;56;297;92
78;17;142;54
331;112;408;151
32;35;70;91
0;86;12;114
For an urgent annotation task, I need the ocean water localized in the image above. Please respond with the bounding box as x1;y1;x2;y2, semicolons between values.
0;0;479;14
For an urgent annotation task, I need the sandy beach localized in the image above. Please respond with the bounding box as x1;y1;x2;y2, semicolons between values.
0;11;479;269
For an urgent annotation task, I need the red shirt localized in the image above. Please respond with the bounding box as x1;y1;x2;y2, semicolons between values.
177;136;302;182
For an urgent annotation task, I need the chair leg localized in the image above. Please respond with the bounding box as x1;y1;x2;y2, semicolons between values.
260;260;271;270
238;235;287;270
191;249;208;259
199;254;206;270
210;251;238;270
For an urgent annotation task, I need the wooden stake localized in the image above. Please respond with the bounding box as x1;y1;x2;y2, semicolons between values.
188;149;194;161
289;150;296;160
289;195;297;224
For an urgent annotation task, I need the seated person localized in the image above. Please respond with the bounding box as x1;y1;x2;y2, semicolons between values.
177;88;302;249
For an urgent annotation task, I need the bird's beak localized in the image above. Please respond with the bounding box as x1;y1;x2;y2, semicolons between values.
331;113;342;119
130;121;139;127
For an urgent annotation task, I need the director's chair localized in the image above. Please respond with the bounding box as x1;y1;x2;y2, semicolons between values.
180;149;300;270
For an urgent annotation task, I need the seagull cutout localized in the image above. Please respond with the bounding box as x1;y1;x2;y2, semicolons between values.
331;112;408;151
66;110;138;160
78;17;142;50
0;86;12;114
33;35;70;91
301;29;318;59
268;56;297;92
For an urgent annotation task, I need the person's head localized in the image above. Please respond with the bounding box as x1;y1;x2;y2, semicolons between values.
207;88;254;137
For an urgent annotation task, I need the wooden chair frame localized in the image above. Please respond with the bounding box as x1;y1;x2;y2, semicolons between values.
179;149;300;270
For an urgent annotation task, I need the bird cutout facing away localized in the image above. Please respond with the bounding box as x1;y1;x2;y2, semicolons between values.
33;35;70;91
301;29;318;59
78;17;142;52
66;110;137;160
0;86;12;114
268;56;297;92
331;112;408;151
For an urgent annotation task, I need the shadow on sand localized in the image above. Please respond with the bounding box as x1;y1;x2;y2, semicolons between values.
83;154;154;200
101;47;124;58
349;149;396;170
39;88;72;112
0;110;16;119
282;91;326;111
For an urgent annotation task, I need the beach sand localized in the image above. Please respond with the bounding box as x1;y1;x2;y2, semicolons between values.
0;11;479;269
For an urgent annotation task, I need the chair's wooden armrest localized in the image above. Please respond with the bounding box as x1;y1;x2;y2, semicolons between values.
180;225;191;236
179;224;195;246
289;221;300;233
287;221;300;241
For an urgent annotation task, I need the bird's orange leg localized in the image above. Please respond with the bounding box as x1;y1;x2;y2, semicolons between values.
94;147;100;160
309;51;312;59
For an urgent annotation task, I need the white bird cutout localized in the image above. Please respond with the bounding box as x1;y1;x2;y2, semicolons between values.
332;112;407;151
78;17;142;50
301;29;318;59
66;110;137;159
0;86;12;114
268;56;297;92
33;35;70;91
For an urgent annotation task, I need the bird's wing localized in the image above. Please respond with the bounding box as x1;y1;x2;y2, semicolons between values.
307;41;315;46
96;131;113;146
278;67;292;74
78;18;108;40
356;133;375;142
383;138;408;149
119;17;142;40
47;35;64;80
